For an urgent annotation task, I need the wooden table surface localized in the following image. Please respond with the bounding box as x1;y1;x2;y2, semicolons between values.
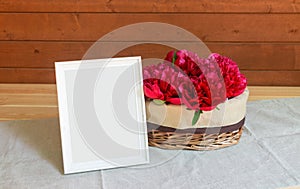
0;84;299;121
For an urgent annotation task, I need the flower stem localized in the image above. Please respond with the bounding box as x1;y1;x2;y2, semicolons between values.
172;51;177;66
192;110;202;126
153;99;165;105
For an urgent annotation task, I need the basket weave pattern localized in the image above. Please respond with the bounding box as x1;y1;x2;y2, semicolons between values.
148;128;243;150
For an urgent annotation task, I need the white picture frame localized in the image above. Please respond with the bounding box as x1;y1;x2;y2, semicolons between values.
55;57;149;174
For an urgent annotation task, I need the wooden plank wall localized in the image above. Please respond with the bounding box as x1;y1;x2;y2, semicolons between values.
0;0;299;85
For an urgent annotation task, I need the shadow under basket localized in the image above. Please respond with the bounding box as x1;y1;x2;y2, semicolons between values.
147;118;245;151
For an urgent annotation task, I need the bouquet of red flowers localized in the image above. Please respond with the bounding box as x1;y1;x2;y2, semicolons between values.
143;50;247;125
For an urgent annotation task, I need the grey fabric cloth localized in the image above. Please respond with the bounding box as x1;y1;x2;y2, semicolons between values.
101;98;300;189
0;98;300;188
0;119;102;189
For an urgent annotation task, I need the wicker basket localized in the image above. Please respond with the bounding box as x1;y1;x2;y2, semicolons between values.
146;88;249;151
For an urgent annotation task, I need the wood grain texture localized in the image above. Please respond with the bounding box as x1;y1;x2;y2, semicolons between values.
248;86;300;101
0;13;300;42
0;42;299;70
243;70;300;86
0;68;55;83
0;84;299;120
0;94;57;106
0;106;59;120
0;84;56;94
0;68;300;86
0;1;299;86
0;0;299;13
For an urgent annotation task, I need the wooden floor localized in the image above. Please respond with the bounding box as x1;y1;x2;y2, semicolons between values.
0;84;300;121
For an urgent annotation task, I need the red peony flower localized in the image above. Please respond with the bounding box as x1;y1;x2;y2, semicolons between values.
143;50;247;125
165;50;202;77
143;62;198;107
209;53;247;98
165;50;227;110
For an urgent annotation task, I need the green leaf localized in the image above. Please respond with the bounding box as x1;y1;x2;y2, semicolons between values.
172;51;177;66
192;110;202;126
153;99;165;105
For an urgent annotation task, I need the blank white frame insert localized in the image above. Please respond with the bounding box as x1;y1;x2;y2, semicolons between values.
55;57;149;174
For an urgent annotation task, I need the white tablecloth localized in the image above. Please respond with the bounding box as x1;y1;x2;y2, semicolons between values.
0;119;102;188
1;98;300;189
